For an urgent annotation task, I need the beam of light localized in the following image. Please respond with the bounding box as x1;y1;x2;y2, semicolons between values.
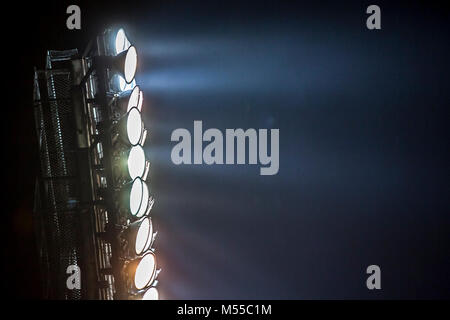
134;28;377;102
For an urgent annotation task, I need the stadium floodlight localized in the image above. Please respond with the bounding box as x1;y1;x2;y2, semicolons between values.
108;46;138;84
114;132;150;183
135;177;150;218
119;178;141;216
125;251;158;291
128;286;159;300
127;108;144;146
113;75;136;92
110;28;159;300
75;26;160;299
130;178;144;216
134;252;157;290
116;86;140;112
142;287;159;300
123;46;138;83
115;28;131;54
125;217;154;256
119;177;151;217
111;27;159;301
127;145;147;180
119;76;136;92
135;217;153;254
114;107;145;147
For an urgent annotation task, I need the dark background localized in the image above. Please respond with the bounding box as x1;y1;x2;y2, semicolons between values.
3;0;449;299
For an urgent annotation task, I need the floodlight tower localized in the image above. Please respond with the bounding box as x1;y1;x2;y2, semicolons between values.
33;28;159;300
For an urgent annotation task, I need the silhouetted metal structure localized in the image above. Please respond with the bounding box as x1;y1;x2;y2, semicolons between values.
33;29;158;300
33;49;97;299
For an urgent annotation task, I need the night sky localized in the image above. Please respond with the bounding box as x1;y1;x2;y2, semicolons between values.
3;0;449;299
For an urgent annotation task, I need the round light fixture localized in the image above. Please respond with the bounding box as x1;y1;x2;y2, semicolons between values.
134;252;157;290
129;178;143;216
126;107;143;146
142;287;159;300
135;217;153;255
127;145;146;180
136;180;149;218
124;46;137;83
118;75;136;92
128;86;140;112
115;28;130;54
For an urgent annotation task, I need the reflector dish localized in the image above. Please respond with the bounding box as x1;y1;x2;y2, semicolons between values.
136;180;149;218
128;86;140;112
115;28;130;54
130;178;143;216
124;46;137;83
134;252;157;290
126;108;142;146
118;75;136;92
135;217;152;255
142;287;159;300
127;145;145;179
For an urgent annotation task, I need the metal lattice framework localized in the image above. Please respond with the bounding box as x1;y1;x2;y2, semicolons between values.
33;29;159;300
